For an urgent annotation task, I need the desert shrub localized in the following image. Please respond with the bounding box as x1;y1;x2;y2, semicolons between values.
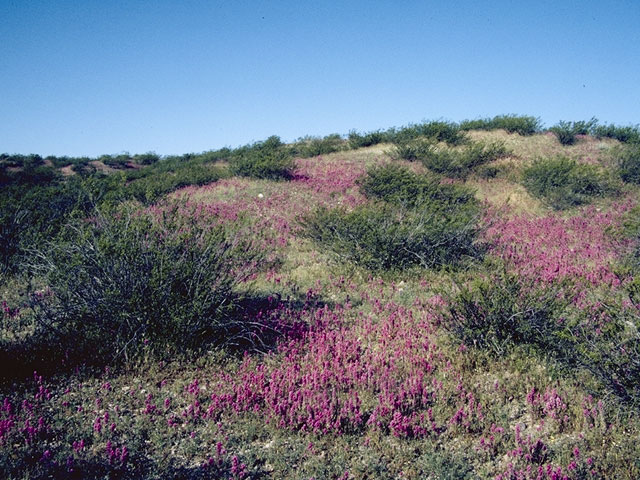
70;162;97;176
522;157;617;209
121;163;225;204
0;149;230;274
229;135;295;180
26;206;266;364
348;129;389;149
475;164;500;179
132;152;161;165
593;123;640;144
389;138;438;162
445;271;568;355
99;154;132;169
290;134;345;157
617;144;640;184
0;153;44;169
413;141;509;179
301;197;480;272
192;147;232;163
445;270;640;405
357;164;475;207
549;118;598;146
45;155;92;169
460;115;542;135
0;170;97;275
391;121;467;146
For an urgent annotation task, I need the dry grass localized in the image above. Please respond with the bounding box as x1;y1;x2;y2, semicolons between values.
467;130;620;165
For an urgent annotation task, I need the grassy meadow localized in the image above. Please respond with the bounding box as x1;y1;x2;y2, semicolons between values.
2;116;640;479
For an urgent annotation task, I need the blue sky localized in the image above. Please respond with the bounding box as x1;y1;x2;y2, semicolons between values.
1;0;639;156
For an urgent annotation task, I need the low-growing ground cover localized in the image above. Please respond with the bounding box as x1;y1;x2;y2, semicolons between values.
2;120;640;479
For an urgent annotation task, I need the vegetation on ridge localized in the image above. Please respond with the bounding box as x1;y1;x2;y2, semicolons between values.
2;116;640;479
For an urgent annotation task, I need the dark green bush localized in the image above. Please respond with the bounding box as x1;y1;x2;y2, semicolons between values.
445;271;568;355
617;144;640;184
593;123;640;144
27;206;266;363
522;157;617;209
46;155;92;169
0;169;97;275
348;130;389;149
132;152;161;165
460;115;542;135
121;163;226;204
389;138;438;162
291;134;345;157
357;164;475;208
0;147;231;276
475;164;500;179
445;270;640;405
229;136;295;180
0;154;43;169
391;121;467;146
549;118;598;146
399;140;508;179
301;168;481;273
100;154;132;169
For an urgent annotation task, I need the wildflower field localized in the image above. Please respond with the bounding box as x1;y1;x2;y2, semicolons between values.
2;116;640;479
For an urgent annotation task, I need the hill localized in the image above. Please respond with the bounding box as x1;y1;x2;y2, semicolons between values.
1;116;640;479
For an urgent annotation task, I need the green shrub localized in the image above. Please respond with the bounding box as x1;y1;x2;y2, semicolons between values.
389;138;438;162
45;155;92;169
0;171;96;275
357;164;475;208
121;163;226;204
445;270;640;405
132;152;160;165
301;202;480;271
27;206;266;364
475;164;500;179
407;140;508;179
445;271;568;355
522;157;617;209
291;134;345;157
593;123;640;144
391;121;467;146
460;115;542;135
301;170;481;273
99;154;132;169
229;136;295;180
549;118;598;146
0;154;44;169
348;130;389;149
617;144;640;184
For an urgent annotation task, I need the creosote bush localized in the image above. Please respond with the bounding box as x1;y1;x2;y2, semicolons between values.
391;140;509;179
347;130;389;149
229;135;295;180
593;123;640;144
522;157;617;209
390;121;467;146
290;134;345;157
459;114;542;135
357;163;475;207
27;205;266;364
445;269;640;406
549;118;598;146
617;144;640;184
445;271;568;355
301;202;480;271
388;138;436;162
302;165;481;271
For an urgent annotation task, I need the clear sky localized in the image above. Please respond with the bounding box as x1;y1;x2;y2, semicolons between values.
1;0;639;157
